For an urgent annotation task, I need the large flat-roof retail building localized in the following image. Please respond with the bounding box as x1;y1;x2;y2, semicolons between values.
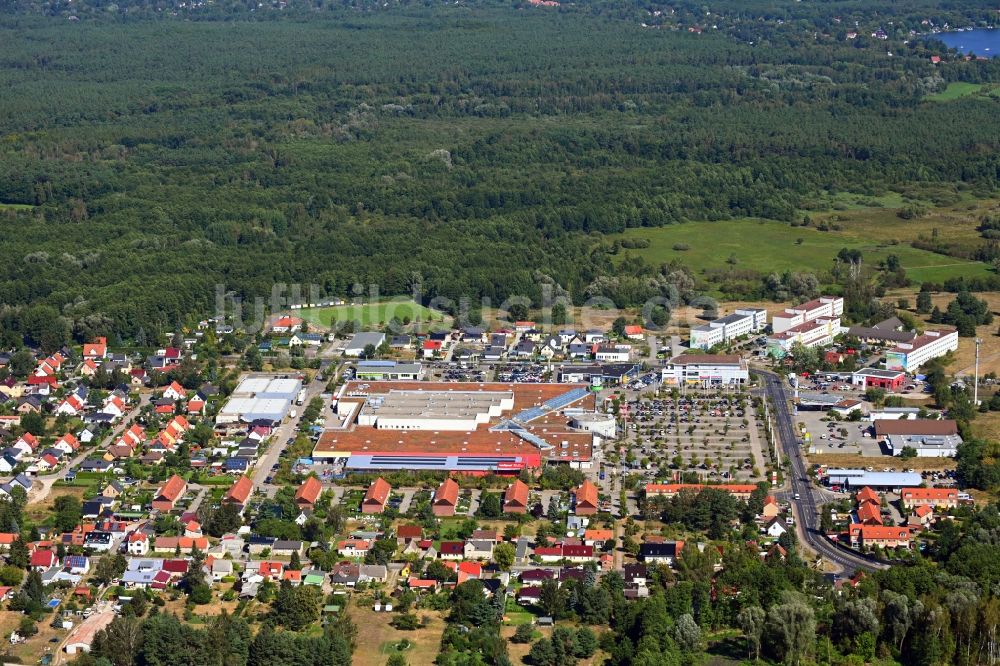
313;381;598;473
821;469;921;490
661;355;749;387
216;376;302;425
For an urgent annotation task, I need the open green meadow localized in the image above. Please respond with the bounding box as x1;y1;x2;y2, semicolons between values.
298;299;448;329
613;217;992;285
926;81;998;102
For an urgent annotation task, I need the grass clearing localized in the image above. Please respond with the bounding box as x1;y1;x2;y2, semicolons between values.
926;82;988;101
806;453;955;472
297;298;448;330
971;410;1000;442
25;485;88;523
352;604;445;666
612;218;991;286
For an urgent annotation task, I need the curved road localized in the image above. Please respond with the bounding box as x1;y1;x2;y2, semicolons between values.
760;370;886;576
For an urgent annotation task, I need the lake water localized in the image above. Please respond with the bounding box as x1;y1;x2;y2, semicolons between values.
937;29;1000;57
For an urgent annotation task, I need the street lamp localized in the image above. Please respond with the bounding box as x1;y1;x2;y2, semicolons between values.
974;338;982;406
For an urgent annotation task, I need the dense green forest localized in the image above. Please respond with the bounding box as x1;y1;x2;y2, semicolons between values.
0;2;999;346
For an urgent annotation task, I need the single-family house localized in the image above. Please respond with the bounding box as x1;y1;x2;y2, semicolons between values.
151;474;186;512
362;477;391;514
432;478;460;517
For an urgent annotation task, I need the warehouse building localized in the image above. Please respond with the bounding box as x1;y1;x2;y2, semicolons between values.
822;469;921;490
354;360;424;381
216;376;302;425
343;332;387;358
873;419;961;458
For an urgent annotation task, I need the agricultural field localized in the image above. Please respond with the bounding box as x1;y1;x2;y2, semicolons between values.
297;299;449;330
612;201;995;287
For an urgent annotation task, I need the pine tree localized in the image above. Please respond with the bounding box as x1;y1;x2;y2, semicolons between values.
9;536;28;568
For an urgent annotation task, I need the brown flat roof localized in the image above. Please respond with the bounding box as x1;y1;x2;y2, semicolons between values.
873;419;958;437
315;381;595;462
669;354;743;366
315;427;592;459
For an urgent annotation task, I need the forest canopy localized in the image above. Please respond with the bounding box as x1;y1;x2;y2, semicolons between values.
0;2;998;344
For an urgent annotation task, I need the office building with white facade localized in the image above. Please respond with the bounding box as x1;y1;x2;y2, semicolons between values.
885;328;958;373
766;316;840;354
689;309;767;350
771;296;844;334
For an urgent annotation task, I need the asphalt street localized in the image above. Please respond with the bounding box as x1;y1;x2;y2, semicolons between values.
760;370;886;576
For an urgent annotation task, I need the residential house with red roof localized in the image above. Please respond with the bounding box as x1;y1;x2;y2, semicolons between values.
127;532;149;556
337;540;371;557
55;394;85;417
151;474;187;512
900;487;958;510
294;476;323;510
439;541;465;561
272;316;303;333
623;325;644;340
223;476;254;512
396;525;423;545
422;340;444;358
849;524;910;549
761;496;781;519
83;338;108;360
162;381;186;401
432;478;460;517
857;501;883;526
187;394;207;415
362;478;391;514
30;549;58;571
909;505;934;527
13;433;38;456
503;480;529;514
153;536;209;553
53;433;80;456
574;479;599;516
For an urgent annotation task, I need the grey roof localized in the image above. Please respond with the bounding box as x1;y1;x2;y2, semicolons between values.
346;332;386;351
358;564;387;580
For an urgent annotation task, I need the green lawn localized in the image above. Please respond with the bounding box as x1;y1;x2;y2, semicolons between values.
298;298;448;329
612;218;992;285
926;81;988;101
0;202;34;211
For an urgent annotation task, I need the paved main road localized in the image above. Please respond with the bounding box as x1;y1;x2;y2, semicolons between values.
760;370;886;576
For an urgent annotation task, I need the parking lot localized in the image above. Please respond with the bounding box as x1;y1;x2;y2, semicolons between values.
618;389;767;483
796;407;885;457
